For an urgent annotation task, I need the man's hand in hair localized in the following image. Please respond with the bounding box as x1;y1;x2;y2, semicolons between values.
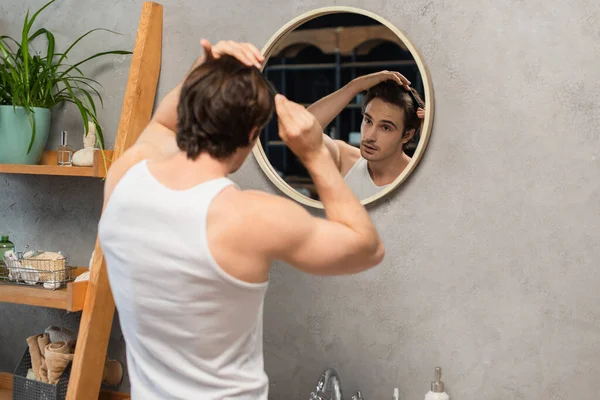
200;39;264;69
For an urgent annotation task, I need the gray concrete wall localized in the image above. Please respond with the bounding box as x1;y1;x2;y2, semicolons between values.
1;0;599;399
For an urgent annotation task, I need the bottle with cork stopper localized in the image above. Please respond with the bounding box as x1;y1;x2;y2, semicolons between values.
424;367;449;400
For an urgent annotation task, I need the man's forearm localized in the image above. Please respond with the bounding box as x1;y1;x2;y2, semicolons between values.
307;80;362;130
303;146;379;248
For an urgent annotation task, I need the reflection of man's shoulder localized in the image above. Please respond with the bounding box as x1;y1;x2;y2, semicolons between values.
347;148;361;166
339;144;361;176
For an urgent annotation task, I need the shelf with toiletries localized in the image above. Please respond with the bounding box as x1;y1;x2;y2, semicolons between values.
0;275;88;311
0;149;113;178
0;241;89;311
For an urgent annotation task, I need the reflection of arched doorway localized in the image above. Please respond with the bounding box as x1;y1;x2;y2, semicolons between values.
262;21;423;183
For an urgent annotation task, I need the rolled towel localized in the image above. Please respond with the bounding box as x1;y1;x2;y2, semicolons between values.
3;249;17;262
23;250;39;259
20;265;40;285
37;333;50;383
45;326;77;350
45;341;73;385
7;266;20;281
4;250;21;281
7;268;20;281
26;368;37;381
26;334;44;381
43;281;62;290
74;271;90;283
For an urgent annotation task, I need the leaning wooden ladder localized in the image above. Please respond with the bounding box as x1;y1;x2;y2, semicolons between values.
66;2;163;399
0;2;163;399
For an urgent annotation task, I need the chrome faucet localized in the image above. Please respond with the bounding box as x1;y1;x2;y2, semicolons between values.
309;368;364;400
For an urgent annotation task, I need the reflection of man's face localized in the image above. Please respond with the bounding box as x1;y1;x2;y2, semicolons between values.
360;98;412;162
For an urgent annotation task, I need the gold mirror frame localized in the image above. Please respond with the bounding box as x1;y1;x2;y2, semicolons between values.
252;6;435;209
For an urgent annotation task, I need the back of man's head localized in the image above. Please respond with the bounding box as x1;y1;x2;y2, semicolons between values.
362;80;424;133
176;55;274;160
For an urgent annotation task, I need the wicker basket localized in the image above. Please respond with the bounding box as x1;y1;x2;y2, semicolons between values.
13;348;71;400
5;253;68;283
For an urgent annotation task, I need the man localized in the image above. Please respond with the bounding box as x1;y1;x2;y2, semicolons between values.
307;71;426;199
98;39;384;400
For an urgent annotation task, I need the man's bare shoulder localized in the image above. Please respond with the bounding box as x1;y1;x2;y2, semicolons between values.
209;188;312;256
104;142;160;205
214;188;306;223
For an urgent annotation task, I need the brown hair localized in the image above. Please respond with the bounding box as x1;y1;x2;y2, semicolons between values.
361;80;424;134
176;54;275;160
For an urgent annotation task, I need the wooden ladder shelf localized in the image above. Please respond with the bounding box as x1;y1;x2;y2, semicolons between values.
0;2;163;399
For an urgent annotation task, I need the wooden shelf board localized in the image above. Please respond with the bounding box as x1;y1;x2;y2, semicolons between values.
0;164;96;177
0;267;88;311
0;150;113;178
0;373;130;400
0;388;10;400
0;372;11;400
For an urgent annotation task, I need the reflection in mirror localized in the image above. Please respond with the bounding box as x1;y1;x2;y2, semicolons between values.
259;12;428;202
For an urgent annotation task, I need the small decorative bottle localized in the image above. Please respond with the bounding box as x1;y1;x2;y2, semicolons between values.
57;130;73;166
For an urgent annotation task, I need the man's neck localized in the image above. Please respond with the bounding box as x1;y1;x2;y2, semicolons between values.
367;150;411;186
149;151;232;190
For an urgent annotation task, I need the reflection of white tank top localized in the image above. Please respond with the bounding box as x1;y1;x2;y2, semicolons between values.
344;157;388;199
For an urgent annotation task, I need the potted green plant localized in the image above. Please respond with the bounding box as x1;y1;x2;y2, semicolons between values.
0;0;131;164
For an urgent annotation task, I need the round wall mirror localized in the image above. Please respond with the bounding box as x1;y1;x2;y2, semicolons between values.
253;6;435;208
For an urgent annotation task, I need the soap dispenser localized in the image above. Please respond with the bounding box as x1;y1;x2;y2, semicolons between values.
424;367;449;400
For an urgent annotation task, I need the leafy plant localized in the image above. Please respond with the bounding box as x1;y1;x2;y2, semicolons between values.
0;0;132;153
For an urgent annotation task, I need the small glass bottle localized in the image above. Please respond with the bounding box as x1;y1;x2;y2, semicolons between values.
0;235;15;278
57;130;73;166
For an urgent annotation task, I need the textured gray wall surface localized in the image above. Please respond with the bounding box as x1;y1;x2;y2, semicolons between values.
1;0;600;399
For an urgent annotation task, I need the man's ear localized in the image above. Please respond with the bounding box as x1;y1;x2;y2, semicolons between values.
402;128;416;144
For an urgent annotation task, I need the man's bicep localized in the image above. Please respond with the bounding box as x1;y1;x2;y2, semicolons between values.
272;210;366;276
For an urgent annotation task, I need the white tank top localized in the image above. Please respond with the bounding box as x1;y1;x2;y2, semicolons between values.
98;160;269;400
344;157;388;199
